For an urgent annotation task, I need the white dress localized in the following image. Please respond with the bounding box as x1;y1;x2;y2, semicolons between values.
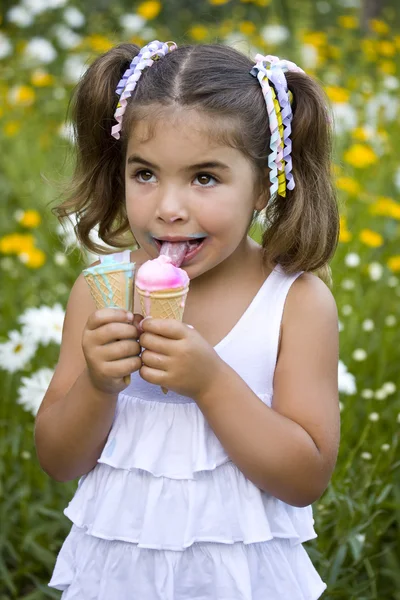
49;258;327;599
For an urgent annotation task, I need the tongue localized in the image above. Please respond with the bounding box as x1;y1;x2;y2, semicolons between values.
159;241;189;267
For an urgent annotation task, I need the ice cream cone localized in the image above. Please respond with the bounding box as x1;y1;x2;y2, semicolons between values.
83;259;136;385
135;253;190;395
136;286;189;321
136;285;189;394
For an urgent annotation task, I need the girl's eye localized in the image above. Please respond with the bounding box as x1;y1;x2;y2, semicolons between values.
195;173;218;187
135;170;156;183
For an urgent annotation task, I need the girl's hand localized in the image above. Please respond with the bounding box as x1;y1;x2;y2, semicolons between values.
82;309;143;395
139;318;224;399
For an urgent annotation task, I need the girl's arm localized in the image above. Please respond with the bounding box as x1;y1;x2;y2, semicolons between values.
195;273;340;507
35;273;141;482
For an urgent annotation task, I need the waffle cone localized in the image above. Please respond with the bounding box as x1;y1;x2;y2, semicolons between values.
136;286;189;321
84;268;134;312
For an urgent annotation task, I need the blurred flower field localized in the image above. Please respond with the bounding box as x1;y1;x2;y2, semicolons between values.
0;0;400;598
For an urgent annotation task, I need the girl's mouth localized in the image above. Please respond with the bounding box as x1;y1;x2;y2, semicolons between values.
152;237;207;265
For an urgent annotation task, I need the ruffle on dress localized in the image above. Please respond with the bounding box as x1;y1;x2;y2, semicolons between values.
98;392;234;479
49;525;326;600
65;460;316;551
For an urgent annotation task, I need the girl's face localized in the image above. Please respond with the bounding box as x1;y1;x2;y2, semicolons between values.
124;109;266;281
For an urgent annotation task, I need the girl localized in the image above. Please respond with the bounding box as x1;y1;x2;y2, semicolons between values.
36;40;340;599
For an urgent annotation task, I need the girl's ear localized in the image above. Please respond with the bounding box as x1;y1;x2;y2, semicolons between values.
253;169;269;211
254;187;269;212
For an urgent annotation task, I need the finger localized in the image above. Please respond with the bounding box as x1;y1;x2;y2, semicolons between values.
102;355;142;379
140;332;171;355
94;322;140;345
133;313;144;332
141;317;187;340
141;349;168;371
139;364;167;387
100;339;141;362
87;308;133;331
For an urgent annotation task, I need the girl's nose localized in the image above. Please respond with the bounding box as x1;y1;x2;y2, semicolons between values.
156;190;189;224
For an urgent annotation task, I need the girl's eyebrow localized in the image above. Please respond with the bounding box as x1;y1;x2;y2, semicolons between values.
126;154;231;172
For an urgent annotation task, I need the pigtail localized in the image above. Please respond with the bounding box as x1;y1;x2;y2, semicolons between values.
53;43;140;254
261;72;339;288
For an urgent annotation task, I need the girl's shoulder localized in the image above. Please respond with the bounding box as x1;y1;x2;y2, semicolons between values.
282;271;338;338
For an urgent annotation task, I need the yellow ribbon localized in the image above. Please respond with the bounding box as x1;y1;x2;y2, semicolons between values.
271;86;286;198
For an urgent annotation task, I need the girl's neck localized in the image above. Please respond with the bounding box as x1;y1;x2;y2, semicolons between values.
190;236;267;296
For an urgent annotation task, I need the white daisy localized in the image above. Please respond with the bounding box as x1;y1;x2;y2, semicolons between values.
0;33;12;59
7;6;34;27
260;25;290;45
368;262;383;281
22;0;49;15
63;53;88;84
52;25;81;50
64;6;85;27
17;368;54;415
353;348;367;361
24;37;57;64
345;252;360;267
18;304;65;346
338;360;357;395
332;103;358;135
120;14;146;33
0;330;37;373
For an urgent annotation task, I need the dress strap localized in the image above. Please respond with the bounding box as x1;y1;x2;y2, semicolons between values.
99;249;131;264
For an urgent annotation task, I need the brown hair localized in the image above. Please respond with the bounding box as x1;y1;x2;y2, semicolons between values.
54;42;339;286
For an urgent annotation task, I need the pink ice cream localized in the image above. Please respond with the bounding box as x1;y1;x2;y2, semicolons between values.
136;255;189;291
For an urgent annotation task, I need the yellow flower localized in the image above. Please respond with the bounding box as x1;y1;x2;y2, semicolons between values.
86;35;114;53
361;39;376;60
239;21;256;35
189;25;208;41
255;0;271;5
339;216;352;243
379;61;396;75
137;0;162;18
3;121;21;137
302;31;327;47
9;85;35;107
18;210;41;228
379;40;395;56
0;233;35;254
219;19;233;36
387;255;400;272
343;144;378;168
325;86;349;103
352;127;370;141
21;248;46;268
369;197;400;220
359;229;384;247
338;15;358;29
369;19;389;35
129;36;146;48
336;177;361;196
209;0;230;4
31;70;54;87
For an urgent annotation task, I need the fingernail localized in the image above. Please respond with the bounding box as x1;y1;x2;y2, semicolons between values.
186;324;194;329
139;316;152;327
127;311;134;321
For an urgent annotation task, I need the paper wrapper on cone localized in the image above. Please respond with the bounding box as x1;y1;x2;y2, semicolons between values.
136;285;189;393
83;257;136;385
